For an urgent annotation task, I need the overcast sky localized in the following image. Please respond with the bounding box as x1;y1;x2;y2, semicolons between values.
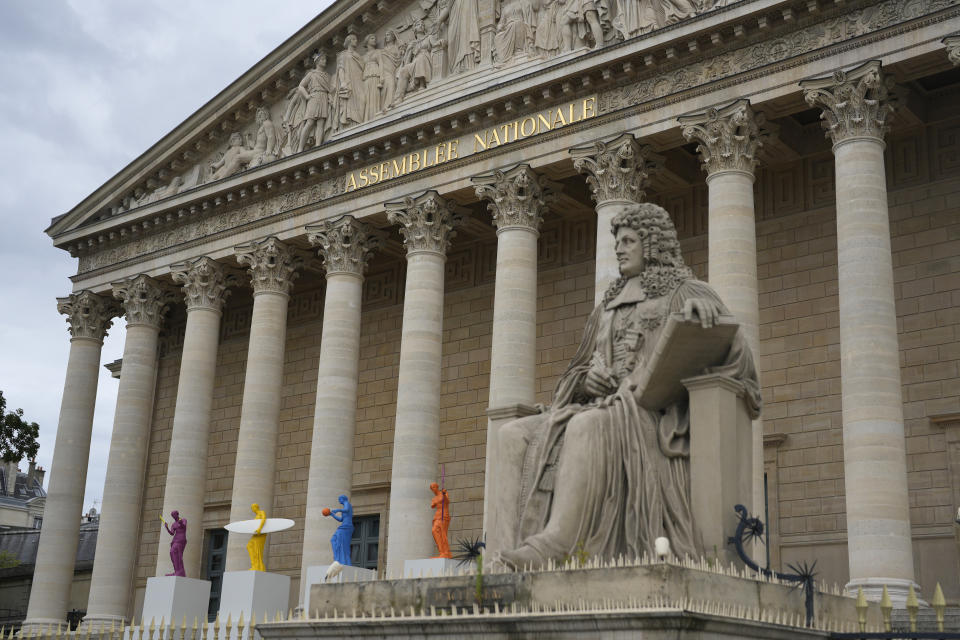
0;1;334;514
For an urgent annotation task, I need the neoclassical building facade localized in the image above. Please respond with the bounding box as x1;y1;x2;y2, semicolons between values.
24;0;960;626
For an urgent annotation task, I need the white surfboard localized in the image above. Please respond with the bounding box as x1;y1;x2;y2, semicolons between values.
224;518;295;534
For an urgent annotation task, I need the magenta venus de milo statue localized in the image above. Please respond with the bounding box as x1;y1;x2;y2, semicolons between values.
322;495;354;566
161;510;187;577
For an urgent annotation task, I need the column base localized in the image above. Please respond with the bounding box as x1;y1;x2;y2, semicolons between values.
20;619;71;634
142;576;211;626
845;578;926;608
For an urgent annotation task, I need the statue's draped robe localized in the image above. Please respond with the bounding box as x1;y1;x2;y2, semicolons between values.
335;48;366;128
446;0;481;73
516;277;760;561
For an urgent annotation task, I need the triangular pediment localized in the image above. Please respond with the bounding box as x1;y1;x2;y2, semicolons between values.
48;0;742;243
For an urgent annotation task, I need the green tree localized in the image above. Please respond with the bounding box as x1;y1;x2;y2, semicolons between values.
0;391;39;463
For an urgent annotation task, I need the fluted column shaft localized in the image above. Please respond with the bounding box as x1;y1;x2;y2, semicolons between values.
472;165;553;552
155;258;232;577
803;61;916;602
570;134;661;303
300;217;379;589
385;192;460;574
225;238;301;571
86;276;170;626
24;293;117;630
680;99;765;544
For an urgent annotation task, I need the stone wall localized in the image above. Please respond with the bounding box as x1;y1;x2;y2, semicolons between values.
132;116;960;606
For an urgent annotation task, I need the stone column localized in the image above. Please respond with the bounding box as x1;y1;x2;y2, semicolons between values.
225;237;302;571
22;293;118;631
155;258;233;577
85;275;172;626
944;35;960;66
299;216;380;584
570;133;662;303
384;192;461;574
802;61;917;603
679;99;765;543
472;165;554;552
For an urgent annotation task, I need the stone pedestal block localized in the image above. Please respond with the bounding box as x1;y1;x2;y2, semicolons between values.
683;374;753;565
219;571;290;623
141;576;211;626
301;565;376;614
403;557;462;578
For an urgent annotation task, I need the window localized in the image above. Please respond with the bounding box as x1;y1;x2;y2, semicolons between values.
32;517;42;529
350;515;379;571
204;528;228;621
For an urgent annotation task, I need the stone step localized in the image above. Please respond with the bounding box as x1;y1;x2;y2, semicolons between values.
890;607;960;632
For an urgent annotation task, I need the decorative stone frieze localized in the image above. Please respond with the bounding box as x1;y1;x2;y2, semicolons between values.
679;99;764;176
800;61;896;145
946;35;960;66
56;291;119;343
386;191;462;256
306;215;382;276
472;164;557;233
235;236;302;296
112;275;172;329
569;134;663;205
170;257;233;312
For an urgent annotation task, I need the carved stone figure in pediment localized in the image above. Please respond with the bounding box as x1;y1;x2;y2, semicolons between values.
247;106;279;169
362;34;384;121
210;132;255;182
439;0;481;74
616;0;696;37
494;0;536;64
393;20;438;105
333;34;366;131
378;31;402;111
560;0;605;51
534;0;562;56
284;51;332;154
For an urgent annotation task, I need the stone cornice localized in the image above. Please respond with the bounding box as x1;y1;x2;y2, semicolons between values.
56;291;120;343
386;191;462;257
112;275;173;329
472;164;558;233
235;236;302;296
306;215;382;276
678;99;765;175
170;256;234;313
64;0;960;283
800;60;896;145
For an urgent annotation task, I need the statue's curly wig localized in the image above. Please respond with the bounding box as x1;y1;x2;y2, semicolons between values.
604;202;693;304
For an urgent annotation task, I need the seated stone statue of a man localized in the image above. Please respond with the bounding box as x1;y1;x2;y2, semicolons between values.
491;202;761;569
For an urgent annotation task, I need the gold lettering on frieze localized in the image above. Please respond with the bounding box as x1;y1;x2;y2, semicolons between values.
345;96;597;192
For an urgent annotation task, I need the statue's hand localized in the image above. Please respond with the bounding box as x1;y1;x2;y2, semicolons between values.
585;366;617;398
683;297;722;329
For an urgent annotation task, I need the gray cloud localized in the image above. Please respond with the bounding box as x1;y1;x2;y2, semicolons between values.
0;0;333;513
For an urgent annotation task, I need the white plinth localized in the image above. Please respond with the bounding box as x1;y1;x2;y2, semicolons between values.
403;557;462;578
141;576;211;625
219;570;290;623
302;565;376;613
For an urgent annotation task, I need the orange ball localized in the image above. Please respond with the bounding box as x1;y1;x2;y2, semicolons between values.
322;507;331;516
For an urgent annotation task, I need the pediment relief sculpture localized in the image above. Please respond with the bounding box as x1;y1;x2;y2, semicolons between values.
101;0;734;222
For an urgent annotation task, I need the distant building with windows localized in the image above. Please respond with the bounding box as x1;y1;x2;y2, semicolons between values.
0;461;46;530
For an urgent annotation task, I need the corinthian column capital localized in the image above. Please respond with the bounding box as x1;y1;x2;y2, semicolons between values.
569;133;663;205
800;61;896;146
679;99;765;176
945;36;960;66
306;215;382;277
235;237;302;295
112;275;173;329
472;164;558;233
386;191;462;256
56;291;120;342
170;257;234;312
